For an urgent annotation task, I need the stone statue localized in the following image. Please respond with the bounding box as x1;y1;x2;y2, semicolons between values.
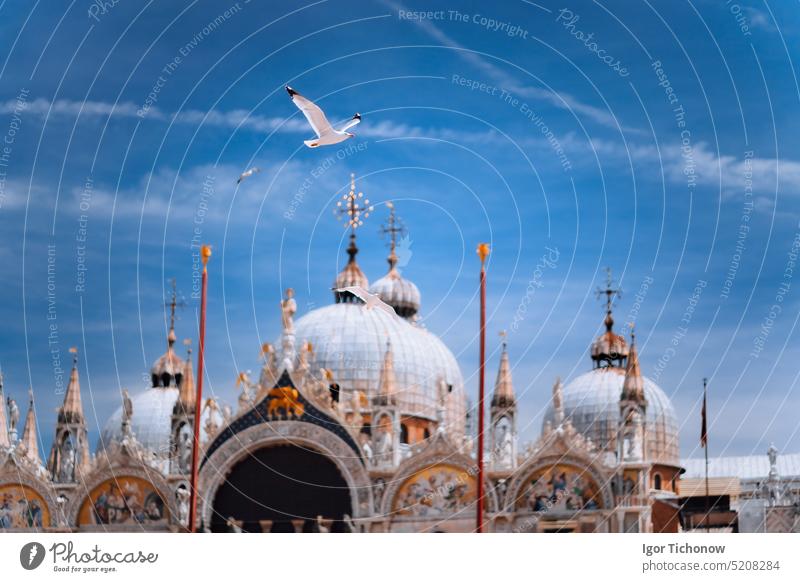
348;391;364;432
203;398;220;436
178;425;192;473
59;436;76;482
376;426;393;458
121;389;134;438
552;378;564;425
372;478;385;513
122;389;133;422
176;486;190;527
280;288;297;333
236;371;253;412
625;409;643;461
496;421;513;467
7;397;19;433
768;443;778;473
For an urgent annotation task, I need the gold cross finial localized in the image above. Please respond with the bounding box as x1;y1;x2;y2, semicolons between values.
165;279;186;345
595;267;622;329
335;173;373;231
380;201;406;270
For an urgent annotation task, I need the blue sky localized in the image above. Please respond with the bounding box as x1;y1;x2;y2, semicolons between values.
1;0;799;461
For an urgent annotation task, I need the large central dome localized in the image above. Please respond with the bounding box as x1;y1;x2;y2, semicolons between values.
292;302;466;434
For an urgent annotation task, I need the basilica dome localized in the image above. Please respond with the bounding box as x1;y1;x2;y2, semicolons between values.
97;339;225;466
292;302;466;435
543;367;680;465
545;281;681;466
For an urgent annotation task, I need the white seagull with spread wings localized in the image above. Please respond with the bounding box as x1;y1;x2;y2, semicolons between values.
334;286;396;317
286;86;360;148
237;167;260;184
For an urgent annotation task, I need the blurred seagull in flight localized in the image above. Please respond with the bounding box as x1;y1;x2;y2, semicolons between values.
286;86;360;148
333;286;396;317
237;167;260;184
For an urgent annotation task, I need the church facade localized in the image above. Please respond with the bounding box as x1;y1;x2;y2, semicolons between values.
0;185;700;533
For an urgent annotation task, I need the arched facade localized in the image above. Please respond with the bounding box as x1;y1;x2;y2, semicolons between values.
199;420;373;530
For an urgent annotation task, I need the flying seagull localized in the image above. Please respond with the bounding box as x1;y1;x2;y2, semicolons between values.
237;167;260;184
333;286;396;317
286;86;360;148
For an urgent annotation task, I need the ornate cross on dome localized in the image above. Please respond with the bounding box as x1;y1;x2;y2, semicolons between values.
335;174;373;264
165;278;186;346
379;201;406;271
595;267;622;331
335;173;373;231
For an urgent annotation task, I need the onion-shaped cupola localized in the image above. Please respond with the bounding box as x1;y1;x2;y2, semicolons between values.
591;270;629;368
368;202;421;319
333;174;372;303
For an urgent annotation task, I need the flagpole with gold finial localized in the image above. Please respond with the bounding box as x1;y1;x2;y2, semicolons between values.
476;242;490;533
189;245;211;533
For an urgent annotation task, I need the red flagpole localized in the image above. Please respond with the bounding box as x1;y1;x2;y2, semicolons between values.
476;243;490;533
189;245;211;532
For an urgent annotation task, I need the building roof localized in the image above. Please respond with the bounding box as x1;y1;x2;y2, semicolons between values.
682;452;800;481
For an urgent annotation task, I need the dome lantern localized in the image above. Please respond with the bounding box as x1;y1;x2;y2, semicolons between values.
368;201;421;319
591;268;628;368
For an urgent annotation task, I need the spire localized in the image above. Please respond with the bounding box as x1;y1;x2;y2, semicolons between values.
59;347;84;424
333;174;372;302
491;334;515;407
621;328;645;405
375;340;397;405
0;367;9;448
178;340;195;409
20;388;40;463
552;377;564;425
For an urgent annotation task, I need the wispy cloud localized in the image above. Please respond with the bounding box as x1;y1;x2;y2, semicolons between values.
575;134;798;200
0;96;501;144
380;0;635;132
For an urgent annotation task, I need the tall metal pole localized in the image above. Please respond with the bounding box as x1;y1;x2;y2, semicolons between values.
703;377;709;532
189;245;211;532
476;243;490;533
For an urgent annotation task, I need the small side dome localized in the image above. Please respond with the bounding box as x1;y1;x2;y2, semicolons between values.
369;269;420;319
368;201;420;319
